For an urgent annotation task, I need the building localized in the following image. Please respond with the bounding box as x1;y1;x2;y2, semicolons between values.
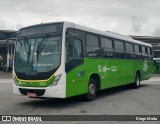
130;36;160;58
130;35;160;74
0;30;17;71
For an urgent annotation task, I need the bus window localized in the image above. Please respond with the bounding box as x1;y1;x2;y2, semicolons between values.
86;34;100;57
86;34;99;46
66;38;83;62
125;42;135;59
142;46;146;54
114;40;125;59
134;44;142;59
148;47;153;60
101;38;113;49
100;37;114;58
65;37;84;72
142;46;148;60
145;47;148;54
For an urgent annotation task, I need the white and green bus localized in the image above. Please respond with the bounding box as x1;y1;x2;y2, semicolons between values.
13;21;153;100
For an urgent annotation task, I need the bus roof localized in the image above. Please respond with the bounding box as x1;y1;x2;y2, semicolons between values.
64;22;152;47
19;21;152;47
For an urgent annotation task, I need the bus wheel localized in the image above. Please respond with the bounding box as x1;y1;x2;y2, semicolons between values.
85;78;97;101
132;73;140;88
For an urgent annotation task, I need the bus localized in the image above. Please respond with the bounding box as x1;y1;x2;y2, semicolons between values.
13;21;153;100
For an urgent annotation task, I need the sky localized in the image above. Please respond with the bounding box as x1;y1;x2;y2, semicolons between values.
0;0;160;36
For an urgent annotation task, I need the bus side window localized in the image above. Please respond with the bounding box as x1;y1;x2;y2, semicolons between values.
114;40;125;59
100;37;114;58
147;47;152;60
142;46;148;60
86;34;100;57
66;38;83;63
134;44;141;60
125;42;134;59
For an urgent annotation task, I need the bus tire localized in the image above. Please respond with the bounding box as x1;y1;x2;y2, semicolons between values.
132;73;140;89
85;78;97;101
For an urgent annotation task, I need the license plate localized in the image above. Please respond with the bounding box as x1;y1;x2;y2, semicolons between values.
27;92;37;97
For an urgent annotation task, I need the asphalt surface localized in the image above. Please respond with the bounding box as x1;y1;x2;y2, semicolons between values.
0;74;160;124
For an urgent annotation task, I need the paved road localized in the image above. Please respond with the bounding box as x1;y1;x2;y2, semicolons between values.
0;75;160;124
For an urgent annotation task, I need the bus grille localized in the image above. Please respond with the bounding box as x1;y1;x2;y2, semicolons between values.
19;88;45;96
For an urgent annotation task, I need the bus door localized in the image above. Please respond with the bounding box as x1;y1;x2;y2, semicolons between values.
65;37;85;96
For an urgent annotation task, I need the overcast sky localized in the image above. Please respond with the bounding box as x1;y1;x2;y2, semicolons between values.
0;0;160;36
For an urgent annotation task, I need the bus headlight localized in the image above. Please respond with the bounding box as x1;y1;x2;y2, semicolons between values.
50;74;62;87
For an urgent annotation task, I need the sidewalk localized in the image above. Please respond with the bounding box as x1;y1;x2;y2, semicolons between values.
0;71;12;79
0;79;12;83
149;74;160;82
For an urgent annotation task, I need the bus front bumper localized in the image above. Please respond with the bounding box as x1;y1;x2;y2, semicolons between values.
13;82;66;98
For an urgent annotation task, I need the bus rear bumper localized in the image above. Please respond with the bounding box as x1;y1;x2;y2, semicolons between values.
13;82;66;98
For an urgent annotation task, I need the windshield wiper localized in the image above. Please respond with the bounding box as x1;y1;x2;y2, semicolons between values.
36;34;48;62
27;43;31;63
23;36;31;64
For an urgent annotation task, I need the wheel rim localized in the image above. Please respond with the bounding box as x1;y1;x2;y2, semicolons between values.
89;84;96;96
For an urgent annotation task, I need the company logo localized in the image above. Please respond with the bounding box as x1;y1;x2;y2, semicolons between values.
102;66;107;72
98;65;117;72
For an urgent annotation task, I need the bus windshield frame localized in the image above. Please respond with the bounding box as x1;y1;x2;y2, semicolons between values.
14;23;63;80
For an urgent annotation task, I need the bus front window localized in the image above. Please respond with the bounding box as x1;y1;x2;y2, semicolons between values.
14;35;62;73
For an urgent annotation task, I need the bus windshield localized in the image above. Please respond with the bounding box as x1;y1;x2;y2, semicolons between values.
14;35;62;73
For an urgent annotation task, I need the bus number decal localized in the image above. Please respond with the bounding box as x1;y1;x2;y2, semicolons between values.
143;61;148;71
